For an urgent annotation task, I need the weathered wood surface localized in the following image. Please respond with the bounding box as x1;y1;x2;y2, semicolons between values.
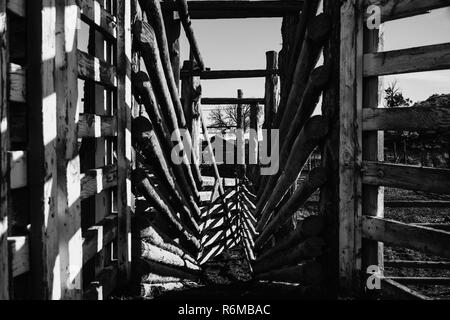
9;63;25;102
133;168;201;250
385;260;450;270
0;0;10;297
133;71;201;213
84;264;118;300
362;216;450;259
7;0;25;17
364;0;450;22
78;114;117;138
82;215;118;265
77;49;117;87
8;236;29;277
161;0;305;19
256;67;330;214
255;261;324;285
182;68;279;79
8;150;26;189
138;0;203;188
257;215;324;258
80;164;118;200
134;259;200;284
257;117;329;230
77;0;117;38
362;106;450;132
381;278;430;300
253;237;325;274
256;169;327;246
133;20;200;197
139;241;201;271
388;277;450;286
362;161;450;195
364;43;450;77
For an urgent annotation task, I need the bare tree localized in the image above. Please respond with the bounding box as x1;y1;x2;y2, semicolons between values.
208;104;254;130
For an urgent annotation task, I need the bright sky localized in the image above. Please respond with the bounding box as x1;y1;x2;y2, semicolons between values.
180;7;450;109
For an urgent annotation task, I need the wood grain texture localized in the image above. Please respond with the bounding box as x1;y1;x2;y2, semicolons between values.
362;216;450;259
77;0;117;39
364;43;450;77
362;161;450;195
9;63;25;102
80;164;118;200
8;236;29;277
381;278;430;300
78;114;117;138
77;49;117;87
364;0;450;22
82;215;118;265
363;105;450;131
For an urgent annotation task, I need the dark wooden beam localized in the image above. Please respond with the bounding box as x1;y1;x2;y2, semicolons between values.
181;69;279;79
201;97;265;105
162;0;305;19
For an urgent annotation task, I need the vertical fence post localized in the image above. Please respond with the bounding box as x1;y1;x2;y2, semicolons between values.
55;0;83;299
28;0;60;299
164;5;181;92
0;0;10;300
236;89;245;178
117;0;132;283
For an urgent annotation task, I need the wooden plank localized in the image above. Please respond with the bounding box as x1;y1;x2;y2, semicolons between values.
364;0;450;22
338;0;361;293
413;223;450;231
80;164;118;200
381;278;430;300
181;68;279;79
77;0;117;39
8;236;29;277
161;0;305;19
385;260;450;270
7;0;26;17
364;43;450;77
386;201;450;208
77;49;117;87
0;1;9;289
388;277;450;285
9;63;25;103
362;161;450;195
8;150;26;189
201;97;265;105
116;0;132;283
0;2;10;288
55;0;83;299
78;114;117;138
82;215;118;265
363;106;450;131
362;216;450;259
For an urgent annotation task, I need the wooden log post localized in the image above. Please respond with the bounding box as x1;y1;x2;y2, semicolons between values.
163;4;181;91
256;168;327;248
134;259;200;284
256;66;331;214
117;0;133;285
138;0;203;188
181;60;202;170
132;71;201;218
132;168;201;250
248;103;260;183
133;20;200;199
257;116;329;231
236;89;245;179
263;50;279;153
0;0;9;300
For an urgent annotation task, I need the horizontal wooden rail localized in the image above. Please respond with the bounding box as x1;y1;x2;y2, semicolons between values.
306;200;450;208
7;0;26;17
77;0;117;39
362;216;450;259
362;106;450;131
77;50;117;88
78;114;118;138
381;278;430;300
8;236;29;277
413;223;450;231
364;0;450;22
385;260;450;269
9;63;25;103
362;161;450;195
8;151;26;189
162;0;305;19
82;215;118;265
181;69;279;79
364;43;450;77
388;277;450;285
80;164;118;200
201;97;265;105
